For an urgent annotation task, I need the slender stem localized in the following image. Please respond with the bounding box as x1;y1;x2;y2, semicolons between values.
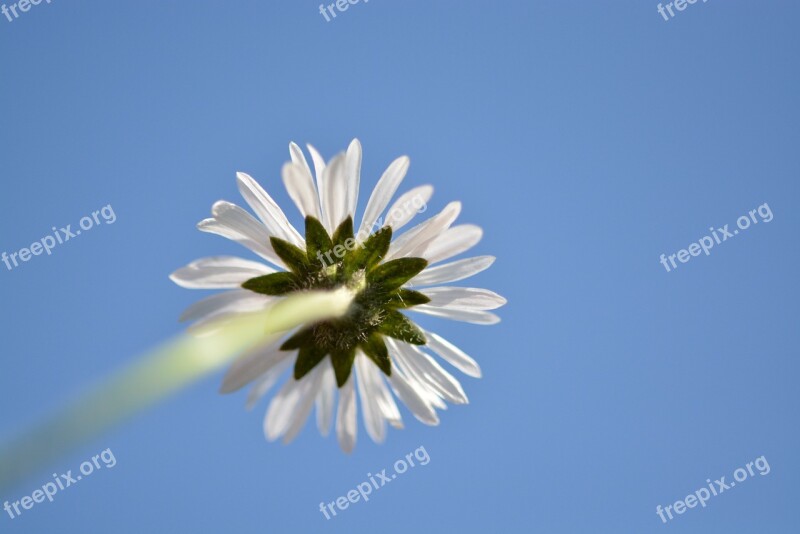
0;289;353;491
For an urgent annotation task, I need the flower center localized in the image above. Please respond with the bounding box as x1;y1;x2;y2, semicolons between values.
241;216;430;387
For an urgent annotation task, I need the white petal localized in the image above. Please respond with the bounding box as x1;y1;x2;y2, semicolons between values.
264;371;319;441
289;141;313;177
170;256;275;289
388;340;455;408
421;287;507;311
307;144;327;208
211;200;287;265
263;377;301;441
353;353;403;429
382;185;434;233
409;256;495;287
355;353;386;443
387;366;439;426
179;289;272;323
387;342;445;412
282;162;321;219
368;366;403;429
197;218;282;266
336;373;357;453
422;224;483;265
245;356;293;410
344;139;362;220
220;340;290;393
235;172;304;247
212;202;269;240
426;390;448;410
386;201;461;260
315;362;337;436
283;365;326;444
358;156;410;239
423;330;482;378
391;341;468;404
322;154;347;232
410;305;501;325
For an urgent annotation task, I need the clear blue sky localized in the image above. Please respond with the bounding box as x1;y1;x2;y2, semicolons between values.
1;1;798;532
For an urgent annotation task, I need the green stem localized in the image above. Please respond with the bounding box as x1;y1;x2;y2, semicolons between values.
0;289;353;492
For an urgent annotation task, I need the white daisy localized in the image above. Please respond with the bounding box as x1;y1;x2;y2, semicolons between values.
170;139;506;452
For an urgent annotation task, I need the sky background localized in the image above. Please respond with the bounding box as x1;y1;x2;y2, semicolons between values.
1;1;798;532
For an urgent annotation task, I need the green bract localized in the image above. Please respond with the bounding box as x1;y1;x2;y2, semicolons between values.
242;216;430;387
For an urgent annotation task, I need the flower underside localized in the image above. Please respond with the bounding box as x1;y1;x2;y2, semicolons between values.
241;216;430;388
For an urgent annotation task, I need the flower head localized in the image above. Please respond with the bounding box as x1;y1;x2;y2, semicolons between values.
171;139;506;452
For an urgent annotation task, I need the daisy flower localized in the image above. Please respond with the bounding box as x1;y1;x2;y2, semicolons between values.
170;139;506;452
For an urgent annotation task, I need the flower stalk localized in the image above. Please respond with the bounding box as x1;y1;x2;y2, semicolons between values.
0;289;354;492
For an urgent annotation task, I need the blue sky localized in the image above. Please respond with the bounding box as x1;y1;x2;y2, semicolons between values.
1;1;798;532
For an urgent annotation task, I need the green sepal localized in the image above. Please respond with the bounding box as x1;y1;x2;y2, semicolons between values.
367;258;428;291
242;271;299;296
331;348;356;387
294;345;328;380
280;327;314;350
270;236;310;275
344;226;392;277
360;333;391;376
378;310;427;345
384;289;431;309
332;216;355;249
305;216;333;266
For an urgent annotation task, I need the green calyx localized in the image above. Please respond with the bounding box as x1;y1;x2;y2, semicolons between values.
241;216;430;387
